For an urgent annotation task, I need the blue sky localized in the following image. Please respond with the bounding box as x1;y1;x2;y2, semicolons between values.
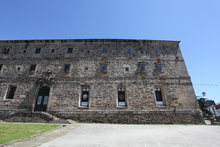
0;0;219;102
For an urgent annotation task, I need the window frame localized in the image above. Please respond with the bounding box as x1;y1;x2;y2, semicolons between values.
35;48;41;54
79;86;90;108
154;88;165;107
117;87;127;108
100;64;108;73
156;64;164;72
29;64;37;72
5;85;17;100
67;48;73;54
64;64;71;73
138;63;147;72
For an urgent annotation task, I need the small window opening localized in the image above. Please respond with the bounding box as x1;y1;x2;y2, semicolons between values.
85;67;88;70
118;88;126;107
156;64;163;72
67;48;73;54
101;48;108;53
4;47;10;54
127;48;133;54
17;67;21;71
139;65;147;72
30;64;36;72
6;85;17;99
125;67;129;72
155;88;164;106
155;49;160;54
64;64;71;73
35;48;41;54
101;65;107;72
23;50;26;53
80;87;89;107
0;64;2;71
51;49;55;53
139;50;145;54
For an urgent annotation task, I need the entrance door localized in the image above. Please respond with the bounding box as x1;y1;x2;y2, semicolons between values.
34;86;50;111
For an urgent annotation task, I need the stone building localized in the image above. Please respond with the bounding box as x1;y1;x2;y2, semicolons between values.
0;39;204;124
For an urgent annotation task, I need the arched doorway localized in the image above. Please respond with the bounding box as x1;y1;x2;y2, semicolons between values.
34;86;50;111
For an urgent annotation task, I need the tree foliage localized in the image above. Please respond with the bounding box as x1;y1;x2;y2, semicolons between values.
197;98;213;118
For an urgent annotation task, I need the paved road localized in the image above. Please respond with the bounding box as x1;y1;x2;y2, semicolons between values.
40;124;220;147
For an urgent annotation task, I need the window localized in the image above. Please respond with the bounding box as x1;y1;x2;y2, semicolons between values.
23;50;26;53
155;49;160;54
85;67;88;70
17;67;21;71
155;88;164;106
0;47;10;54
101;64;107;72
125;67;129;72
64;64;71;73
0;64;2;71
118;88;126;107
4;47;10;54
6;85;17;99
51;49;55;53
80;87;89;107
30;64;36;72
101;48;108;53
127;48;133;54
139;49;145;54
138;64;147;72
35;48;41;54
156;64;163;72
67;48;73;53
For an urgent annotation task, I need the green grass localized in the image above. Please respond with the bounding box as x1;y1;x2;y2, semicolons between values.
0;123;60;145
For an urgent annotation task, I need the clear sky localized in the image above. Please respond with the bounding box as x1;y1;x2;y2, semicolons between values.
0;0;219;102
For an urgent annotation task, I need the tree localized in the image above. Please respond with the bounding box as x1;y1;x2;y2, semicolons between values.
197;98;213;118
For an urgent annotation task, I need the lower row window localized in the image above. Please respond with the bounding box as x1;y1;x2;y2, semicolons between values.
155;88;165;106
6;85;17;99
4;85;164;107
118;88;126;107
79;87;165;107
80;87;90;107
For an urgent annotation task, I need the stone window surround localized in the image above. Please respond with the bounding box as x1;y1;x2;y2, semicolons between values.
78;85;90;108
100;64;108;73
67;48;73;54
138;63;147;72
16;65;23;72
155;64;164;72
29;64;37;73
64;63;72;73
154;86;166;107
3;85;17;100
35;48;41;54
117;85;127;108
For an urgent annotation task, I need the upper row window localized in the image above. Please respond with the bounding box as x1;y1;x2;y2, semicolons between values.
101;48;108;53
67;48;73;54
35;48;41;54
0;47;10;54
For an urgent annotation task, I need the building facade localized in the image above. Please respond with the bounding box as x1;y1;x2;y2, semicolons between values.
0;39;204;123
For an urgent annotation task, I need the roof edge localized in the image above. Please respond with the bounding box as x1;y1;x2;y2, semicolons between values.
0;39;180;44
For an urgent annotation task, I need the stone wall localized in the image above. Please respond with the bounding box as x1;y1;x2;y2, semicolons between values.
49;110;204;124
0;39;204;124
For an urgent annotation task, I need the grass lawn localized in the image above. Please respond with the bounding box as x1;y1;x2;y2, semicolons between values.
0;123;60;145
